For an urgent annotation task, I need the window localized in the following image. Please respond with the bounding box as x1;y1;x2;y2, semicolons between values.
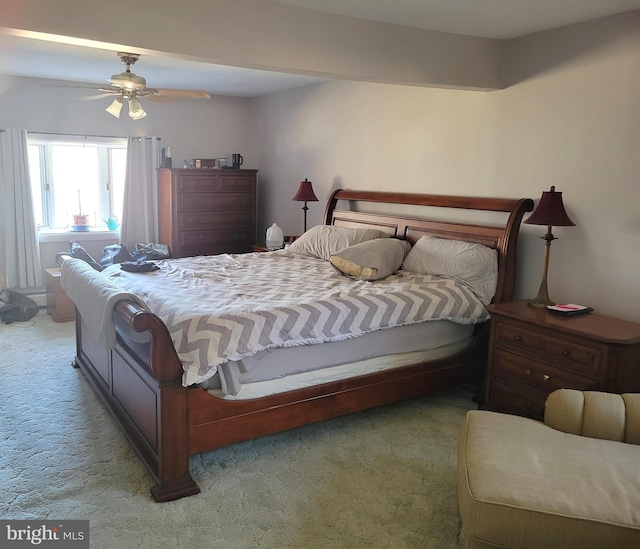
28;134;127;231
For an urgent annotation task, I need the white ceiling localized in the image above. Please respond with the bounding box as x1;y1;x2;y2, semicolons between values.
1;0;639;97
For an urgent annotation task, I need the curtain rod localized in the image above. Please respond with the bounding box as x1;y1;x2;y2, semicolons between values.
0;129;160;140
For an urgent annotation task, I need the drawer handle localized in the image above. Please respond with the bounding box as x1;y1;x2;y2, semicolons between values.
513;335;522;342
562;349;571;356
524;401;532;410
525;368;532;376
543;374;550;381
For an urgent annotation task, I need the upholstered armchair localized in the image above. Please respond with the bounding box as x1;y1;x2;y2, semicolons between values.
457;389;640;548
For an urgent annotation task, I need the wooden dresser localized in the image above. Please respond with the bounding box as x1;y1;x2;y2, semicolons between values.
157;168;257;258
484;300;640;420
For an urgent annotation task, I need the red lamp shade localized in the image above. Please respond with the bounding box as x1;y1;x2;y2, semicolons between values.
524;186;575;227
524;186;575;308
292;179;319;203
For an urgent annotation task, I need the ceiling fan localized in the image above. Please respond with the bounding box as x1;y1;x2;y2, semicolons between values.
92;52;211;120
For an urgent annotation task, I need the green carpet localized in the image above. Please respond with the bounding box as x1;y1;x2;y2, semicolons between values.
0;311;474;548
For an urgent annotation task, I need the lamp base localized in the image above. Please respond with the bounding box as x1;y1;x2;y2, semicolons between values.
528;281;555;308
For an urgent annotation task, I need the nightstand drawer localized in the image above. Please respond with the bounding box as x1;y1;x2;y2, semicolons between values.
541;338;601;372
494;321;602;373
486;378;546;420
492;349;599;394
495;322;543;351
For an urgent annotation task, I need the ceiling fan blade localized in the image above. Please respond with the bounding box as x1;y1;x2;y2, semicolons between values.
154;89;211;100
144;95;176;103
44;83;91;88
82;92;119;101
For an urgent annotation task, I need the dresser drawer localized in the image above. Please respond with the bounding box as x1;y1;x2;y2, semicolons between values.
492;348;599;394
218;175;255;191
494;321;602;373
486;378;546;420
179;209;254;230
181;242;251;257
180;229;252;256
178;175;255;193
180;192;254;213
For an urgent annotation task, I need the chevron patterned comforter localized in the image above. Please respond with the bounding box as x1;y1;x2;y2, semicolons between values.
103;251;490;387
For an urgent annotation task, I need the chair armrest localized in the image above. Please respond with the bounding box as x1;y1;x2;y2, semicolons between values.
545;389;640;445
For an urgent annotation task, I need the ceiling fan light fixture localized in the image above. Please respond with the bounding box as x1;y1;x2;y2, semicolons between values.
110;71;147;91
96;52;209;120
105;97;124;118
128;96;147;120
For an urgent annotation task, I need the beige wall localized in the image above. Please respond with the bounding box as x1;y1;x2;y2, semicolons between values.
0;76;255;167
252;11;640;321
495;11;640;321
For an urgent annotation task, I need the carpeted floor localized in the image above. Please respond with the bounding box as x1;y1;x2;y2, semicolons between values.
0;311;475;548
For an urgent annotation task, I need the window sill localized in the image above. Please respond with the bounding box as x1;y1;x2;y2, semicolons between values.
38;230;120;244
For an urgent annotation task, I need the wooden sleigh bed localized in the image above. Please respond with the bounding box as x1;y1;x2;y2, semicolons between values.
60;189;533;502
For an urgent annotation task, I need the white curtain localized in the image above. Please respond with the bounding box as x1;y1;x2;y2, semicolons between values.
0;128;42;289
120;136;160;250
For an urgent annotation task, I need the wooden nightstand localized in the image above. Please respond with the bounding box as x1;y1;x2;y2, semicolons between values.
44;268;75;322
484;300;640;420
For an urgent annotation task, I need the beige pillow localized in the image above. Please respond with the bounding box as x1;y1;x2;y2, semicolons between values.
330;238;411;281
402;235;498;304
287;225;389;261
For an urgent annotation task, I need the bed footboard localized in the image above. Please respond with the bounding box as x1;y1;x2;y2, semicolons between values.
73;300;199;502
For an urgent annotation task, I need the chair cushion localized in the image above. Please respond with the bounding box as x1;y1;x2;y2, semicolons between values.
457;410;640;548
545;389;640;444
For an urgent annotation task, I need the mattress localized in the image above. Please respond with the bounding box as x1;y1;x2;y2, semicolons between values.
201;319;474;396
103;252;489;390
208;339;473;400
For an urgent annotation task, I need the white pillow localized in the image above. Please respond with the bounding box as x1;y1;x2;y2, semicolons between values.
330;238;411;281
287;225;389;261
402;236;498;305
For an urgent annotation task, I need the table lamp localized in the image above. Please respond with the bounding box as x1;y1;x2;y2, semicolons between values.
292;178;318;233
524;186;575;307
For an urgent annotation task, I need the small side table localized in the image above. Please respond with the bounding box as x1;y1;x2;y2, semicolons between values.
484;300;640;420
44;268;75;322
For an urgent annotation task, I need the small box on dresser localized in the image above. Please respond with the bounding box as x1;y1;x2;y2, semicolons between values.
157;168;258;258
484;300;640;420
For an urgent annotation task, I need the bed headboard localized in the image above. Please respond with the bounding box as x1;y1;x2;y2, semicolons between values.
324;189;534;304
